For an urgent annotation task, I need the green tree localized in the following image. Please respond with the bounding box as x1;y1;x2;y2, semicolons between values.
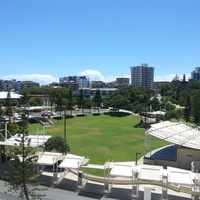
55;94;63;117
173;74;179;81
109;94;131;111
29;97;43;107
93;89;102;113
68;88;74;115
5;91;12;120
160;86;165;96
192;92;200;125
165;110;179;121
78;89;85;114
147;98;161;111
5;114;45;200
20;90;29;107
184;95;191;123
183;74;186;83
84;98;93;113
45;136;70;154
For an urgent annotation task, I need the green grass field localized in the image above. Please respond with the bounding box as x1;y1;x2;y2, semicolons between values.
28;113;170;167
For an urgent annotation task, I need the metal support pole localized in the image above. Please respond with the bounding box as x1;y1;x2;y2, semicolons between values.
64;108;66;142
136;152;141;166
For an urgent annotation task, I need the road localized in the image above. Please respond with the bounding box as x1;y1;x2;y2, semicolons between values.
0;179;115;200
0;180;90;200
29;108;109;118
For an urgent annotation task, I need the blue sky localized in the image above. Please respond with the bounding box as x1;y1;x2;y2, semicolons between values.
0;0;199;85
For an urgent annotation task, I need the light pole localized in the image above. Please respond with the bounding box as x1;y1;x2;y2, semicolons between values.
136;152;141;166
6;90;11;120
64;107;67;141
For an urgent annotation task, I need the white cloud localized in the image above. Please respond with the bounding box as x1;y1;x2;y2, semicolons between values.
1;74;59;85
78;69;130;83
77;70;104;81
154;73;191;82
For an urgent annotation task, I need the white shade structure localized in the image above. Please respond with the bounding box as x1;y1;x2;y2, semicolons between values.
58;153;90;189
146;121;200;150
0;91;22;99
137;164;163;182
107;162;136;197
0;134;51;147
108;162;135;178
167;166;195;186
37;152;64;184
59;153;89;169
37;152;64;165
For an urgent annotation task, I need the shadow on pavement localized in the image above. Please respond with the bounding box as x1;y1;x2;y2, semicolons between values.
107;187;132;200
78;182;104;199
40;175;54;187
56;178;77;192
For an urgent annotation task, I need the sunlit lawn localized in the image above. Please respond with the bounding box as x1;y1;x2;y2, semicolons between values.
29;113;170;164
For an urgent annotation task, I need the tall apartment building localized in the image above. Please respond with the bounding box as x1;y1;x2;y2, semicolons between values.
59;76;89;88
0;79;39;92
90;81;105;88
190;67;200;82
130;63;154;90
0;79;21;91
116;77;130;87
20;81;40;89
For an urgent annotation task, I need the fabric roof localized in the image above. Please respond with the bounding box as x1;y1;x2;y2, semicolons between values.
0;134;51;147
108;162;135;178
146;121;200;150
167;167;194;186
0;91;22;99
59;153;89;169
137;164;163;181
37;152;63;165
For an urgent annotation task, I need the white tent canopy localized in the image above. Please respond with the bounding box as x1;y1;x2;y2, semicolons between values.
108;162;135;178
0;134;51;147
146;121;200;150
167;166;194;186
137;164;163;182
37;152;64;165
59;153;89;169
0;91;22;99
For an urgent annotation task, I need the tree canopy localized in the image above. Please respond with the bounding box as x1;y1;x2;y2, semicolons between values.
5;114;46;200
45;136;70;154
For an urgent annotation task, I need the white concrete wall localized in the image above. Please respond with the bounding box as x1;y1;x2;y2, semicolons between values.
177;148;200;170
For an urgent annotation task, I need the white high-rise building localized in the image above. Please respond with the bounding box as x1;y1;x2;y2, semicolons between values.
130;63;154;90
190;67;200;82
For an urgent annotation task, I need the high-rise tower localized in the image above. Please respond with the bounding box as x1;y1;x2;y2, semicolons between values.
130;63;154;90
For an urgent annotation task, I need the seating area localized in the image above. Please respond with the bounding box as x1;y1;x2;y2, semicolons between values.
36;151;200;200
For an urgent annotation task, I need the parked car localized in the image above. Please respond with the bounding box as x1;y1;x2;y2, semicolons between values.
41;112;58;118
41;112;50;117
50;112;58;116
13;116;21;121
0;116;9;122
